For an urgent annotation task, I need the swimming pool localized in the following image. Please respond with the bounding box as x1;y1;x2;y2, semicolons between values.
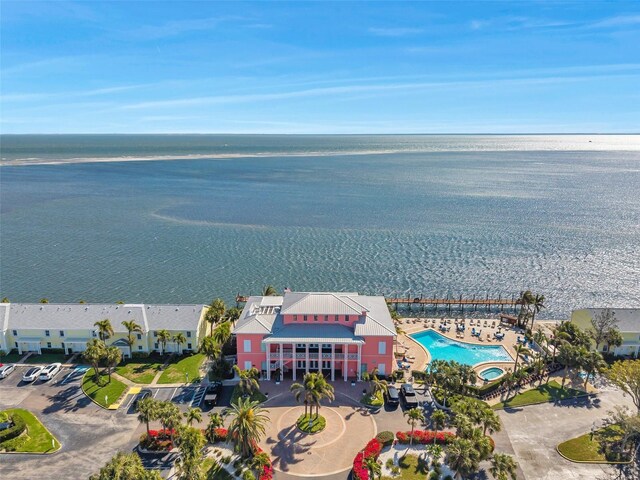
479;367;505;381
410;329;513;366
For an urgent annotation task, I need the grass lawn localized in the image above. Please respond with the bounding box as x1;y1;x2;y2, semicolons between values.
115;356;165;384
230;385;268;405
558;425;628;463
360;390;384;407
0;409;60;453
381;454;430;480
493;380;585;410
0;352;25;363
296;413;326;433
157;353;205;384
82;368;128;408
24;353;71;364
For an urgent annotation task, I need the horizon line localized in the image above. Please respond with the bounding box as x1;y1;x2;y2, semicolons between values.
2;132;639;136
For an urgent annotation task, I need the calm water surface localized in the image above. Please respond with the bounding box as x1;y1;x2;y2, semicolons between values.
1;135;639;318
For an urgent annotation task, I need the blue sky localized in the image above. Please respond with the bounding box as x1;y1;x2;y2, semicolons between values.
1;1;639;133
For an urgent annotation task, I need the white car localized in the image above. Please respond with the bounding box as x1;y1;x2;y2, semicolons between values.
22;366;44;382
0;364;16;379
39;363;62;381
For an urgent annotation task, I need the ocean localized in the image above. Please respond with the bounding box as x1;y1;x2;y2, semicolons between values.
1;134;639;319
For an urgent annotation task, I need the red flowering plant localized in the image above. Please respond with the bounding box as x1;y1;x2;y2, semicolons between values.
395;430;455;445
139;429;175;451
253;445;274;480
352;438;384;480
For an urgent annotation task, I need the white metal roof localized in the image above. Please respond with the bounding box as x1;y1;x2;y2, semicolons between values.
2;303;205;333
233;292;395;337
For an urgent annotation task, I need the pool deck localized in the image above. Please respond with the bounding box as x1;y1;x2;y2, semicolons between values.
395;317;526;377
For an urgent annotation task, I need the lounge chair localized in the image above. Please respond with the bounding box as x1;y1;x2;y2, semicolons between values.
483;320;488;327
491;321;496;328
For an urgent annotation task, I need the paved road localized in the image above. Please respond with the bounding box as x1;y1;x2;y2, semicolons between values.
497;385;635;480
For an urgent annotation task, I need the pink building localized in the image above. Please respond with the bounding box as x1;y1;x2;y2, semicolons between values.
233;292;396;381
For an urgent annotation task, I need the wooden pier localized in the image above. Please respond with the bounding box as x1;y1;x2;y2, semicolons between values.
235;293;520;314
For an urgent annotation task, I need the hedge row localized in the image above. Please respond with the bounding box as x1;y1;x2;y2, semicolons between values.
396;430;455;445
0;414;26;443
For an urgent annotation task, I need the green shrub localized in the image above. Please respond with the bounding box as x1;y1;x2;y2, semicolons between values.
391;465;400;475
428;472;440;480
385;458;394;469
222;455;232;464
0;413;26;443
132;351;150;359
376;431;395;447
394;370;405;381
233;459;242;469
0;350;6;357
443;476;453;480
242;470;255;480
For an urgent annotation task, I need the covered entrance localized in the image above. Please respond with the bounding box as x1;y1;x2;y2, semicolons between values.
16;337;42;355
110;338;132;359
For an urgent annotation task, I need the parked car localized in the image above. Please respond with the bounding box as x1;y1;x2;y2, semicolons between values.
39;363;62;381
133;389;153;410
385;385;400;407
203;382;222;407
22;366;44;383
0;364;16;379
400;383;418;408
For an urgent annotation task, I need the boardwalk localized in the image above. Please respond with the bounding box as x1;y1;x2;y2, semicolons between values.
235;294;521;313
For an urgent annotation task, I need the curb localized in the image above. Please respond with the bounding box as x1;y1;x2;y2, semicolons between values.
555;445;632;465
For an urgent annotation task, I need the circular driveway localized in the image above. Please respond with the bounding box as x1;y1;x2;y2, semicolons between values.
260;402;376;477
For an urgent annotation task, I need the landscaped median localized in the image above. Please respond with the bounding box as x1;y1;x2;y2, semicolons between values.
296;413;326;434
557;426;631;464
0;409;61;454
82;368;128;408
492;380;586;410
360;390;384;408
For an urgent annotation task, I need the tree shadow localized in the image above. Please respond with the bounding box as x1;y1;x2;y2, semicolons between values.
43;385;92;413
266;424;315;472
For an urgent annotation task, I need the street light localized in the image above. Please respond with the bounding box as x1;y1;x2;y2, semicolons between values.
590;422;596;441
105;394;108;406
185;372;189;384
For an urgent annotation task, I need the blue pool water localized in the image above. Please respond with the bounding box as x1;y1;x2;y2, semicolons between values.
411;329;513;366
479;367;505;381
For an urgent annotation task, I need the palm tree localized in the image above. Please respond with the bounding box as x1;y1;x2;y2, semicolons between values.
157;401;182;444
90;451;162;480
290;372;335;417
225;306;242;324
431;409;448;445
262;285;278;296
530;294;545;330
290;377;317;417
234;365;261;397
532;328;548;359
580;351;606;390
404;407;425;447
311;374;335;417
173;333;186;355
212;321;232;350
208;411;225;429
121;320;143;352
516;290;534;329
1;297;9;303
104;346;122;380
156;329;171;355
364;455;381;479
445;437;481;480
205;298;226;335
479;408;501;436
199;336;221;364
136;397;157;435
225;397;270;459
512;344;531;373
83;339;106;383
557;343;578;388
490;453;518;480
94;319;114;342
184;407;202;426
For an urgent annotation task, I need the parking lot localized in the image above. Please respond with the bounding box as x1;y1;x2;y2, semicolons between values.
0;359;234;479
